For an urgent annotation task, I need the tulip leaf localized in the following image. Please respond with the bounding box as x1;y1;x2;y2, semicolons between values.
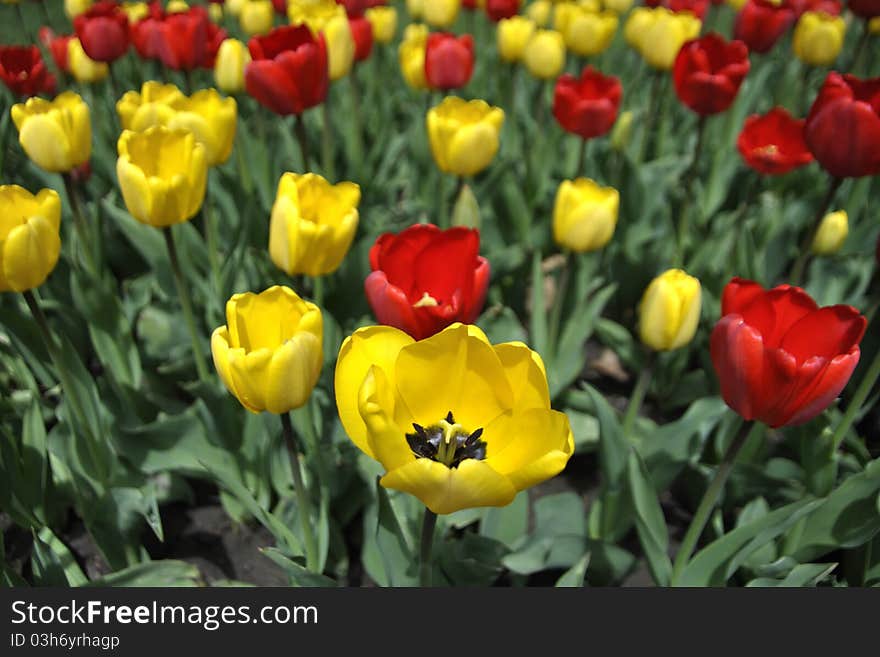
29;531;74;587
627;449;672;586
480;491;528;550
20;402;49;526
746;562;837;588
85;561;202;587
502;493;587;576
451;183;480;229
367;477;416;587
555;553;591;588
34;527;88;587
529;250;548;358
259;548;338;588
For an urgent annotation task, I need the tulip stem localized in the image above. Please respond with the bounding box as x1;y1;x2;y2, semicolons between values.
294;113;312;171
281;412;320;574
671;421;759;584
847;21;871;75
547;252;571;361
621;355;654;441
575;138;588;179
638;71;664;163
829;342;880;453
349;69;365;178
163;227;210;382
419;508;438;587
675;115;708;266
321;101;335;181
203;177;222;323
61;174;99;277
789;176;842;286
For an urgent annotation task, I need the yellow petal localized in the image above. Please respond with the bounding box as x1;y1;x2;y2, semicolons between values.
264;332;323;413
358;365;414;472
2;215;61;292
493;342;550;410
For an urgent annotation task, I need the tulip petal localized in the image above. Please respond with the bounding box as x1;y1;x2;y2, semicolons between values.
492;342;550;410
358;365;414;472
2;216;60;292
264;333;322;414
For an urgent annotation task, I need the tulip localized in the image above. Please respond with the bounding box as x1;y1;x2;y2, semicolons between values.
811;210;848;255
399;23;429;90
734;0;795;53
427;97;504;177
805;72;880;179
497;16;536;63
406;0;424;19
653;0;710;17
605;0;634;12
214;38;252;94
673;33;750;116
121;1;150;22
269;172;361;277
610;110;633;151
67;38;110;82
562;7;618;57
710;277;866;427
334;322;574;514
154;6;226;70
65;0;93;19
423;0;459;27
167;0;189;11
849;0;880;17
553;66;622;140
526;0;551;25
211;286;323;414
523;29;566;79
0;46;56;97
639;268;702;352
116;126;207;228
625;7;701;70
39;28;73;74
117;80;185;129
424;32;475;91
130;4;165;60
11;92;92;173
0;186;61;293
552;178;619;253
350;15;374;62
288;0;355;81
486;0;520;21
366;6;397;43
737;107;813;175
73;1;130;63
245;25;329;115
793;11;846;66
239;0;274;36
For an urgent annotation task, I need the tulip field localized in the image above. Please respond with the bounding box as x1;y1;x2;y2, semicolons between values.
0;0;879;590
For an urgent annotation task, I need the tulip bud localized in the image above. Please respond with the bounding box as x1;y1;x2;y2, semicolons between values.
65;0;93;20
523;29;566;80
563;7;618;57
793;12;846;67
121;2;149;23
212;286;323;414
811;210;848;255
639;269;702;352
399;23;429;90
11;91;92;173
423;0;460;28
553;178;619;253
366;6;398;44
451;184;481;229
0;186;62;293
210;3;223;21
215;38;251;94
498;16;536;62
610;110;634;152
427;97;505;177
604;0;634;13
526;0;551;26
67;37;110;83
406;0;424;19
269;173;361;277
239;0;274;36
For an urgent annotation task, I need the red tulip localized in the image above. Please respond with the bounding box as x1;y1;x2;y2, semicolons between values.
0;45;55;97
848;0;880;18
710;278;866;428
486;0;521;22
463;0;478;9
553;66;623;140
273;0;287;14
73;1;130;63
645;0;710;19
734;0;795;54
805;72;880;179
737;107;813;175
152;6;226;70
350;16;373;62
792;0;841;15
131;3;165;60
425;33;475;91
39;27;72;73
245;25;329;116
203;19;226;69
673;33;750;116
337;0;368;16
365;224;490;340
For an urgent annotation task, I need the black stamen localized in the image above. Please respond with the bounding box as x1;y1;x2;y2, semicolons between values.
445;410;455;423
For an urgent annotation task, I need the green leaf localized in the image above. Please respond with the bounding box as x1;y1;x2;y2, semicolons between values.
451;183;480;228
259;548;338;587
34;528;88;587
21;402;48;525
555;553;591;587
503;493;587;575
480;492;528;550
627;450;672;586
746;562;837;588
368;477;416;587
529;250;547;358
86;561;202;587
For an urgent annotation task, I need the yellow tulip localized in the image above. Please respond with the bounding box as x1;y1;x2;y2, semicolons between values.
603;0;633;13
227;0;246;15
67;38;110;84
811;210;848;255
498;16;537;63
121;2;150;23
625;6;700;70
523;29;566;80
793;12;846;67
239;0;274;36
423;0;459;28
553;178;619;253
335;323;574;514
526;0;552;26
210;3;223;21
269;173;361;277
64;0;92;19
870;17;880;35
0;186;61;293
427;97;505;177
399;23;430;90
116;126;208;228
166;0;189;12
366;6;398;44
406;0;424;19
564;8;618;57
214;38;252;95
289;0;355;81
212;286;323;414
11;92;92;174
639;269;702;352
117;82;237;166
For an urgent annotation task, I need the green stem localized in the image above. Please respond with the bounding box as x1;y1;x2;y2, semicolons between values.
848;20;871;76
321;100;335;181
638;71;664;164
419;507;438;587
61;174;99;276
622;356;653;441
789;176;842;286
163;227;210;382
349;68;364;177
438;172;449;229
671;421;759;584
281;412;320;573
575;138;588;179
675;115;708;266
311;275;324;308
547;252;571;361
829;342;880;452
203;175;222;318
294;112;312;171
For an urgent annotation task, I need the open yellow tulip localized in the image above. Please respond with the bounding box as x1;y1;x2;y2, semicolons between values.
335;323;574;515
